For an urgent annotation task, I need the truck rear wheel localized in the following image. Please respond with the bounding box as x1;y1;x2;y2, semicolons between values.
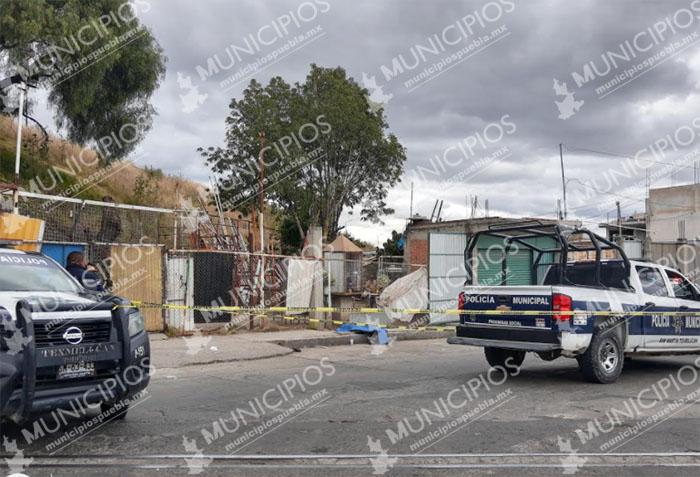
577;330;623;384
484;347;525;370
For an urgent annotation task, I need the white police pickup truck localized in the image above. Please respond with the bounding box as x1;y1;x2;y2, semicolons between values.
0;247;150;423
448;222;700;383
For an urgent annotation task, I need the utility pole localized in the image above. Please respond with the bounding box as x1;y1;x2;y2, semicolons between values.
13;81;27;214
409;182;413;219
645;169;651;196
616;201;622;240
559;143;567;220
257;131;265;308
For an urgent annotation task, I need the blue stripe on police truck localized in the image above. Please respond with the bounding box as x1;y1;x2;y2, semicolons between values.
644;312;700;335
461;294;553;329
461;295;700;336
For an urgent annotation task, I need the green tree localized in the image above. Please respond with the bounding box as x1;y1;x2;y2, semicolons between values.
0;0;166;160
200;64;406;242
279;214;308;255
379;230;403;256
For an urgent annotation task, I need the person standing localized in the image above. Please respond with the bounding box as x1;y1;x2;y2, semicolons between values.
65;252;105;292
98;196;122;243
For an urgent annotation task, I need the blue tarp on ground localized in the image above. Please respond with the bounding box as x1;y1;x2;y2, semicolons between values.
335;323;389;345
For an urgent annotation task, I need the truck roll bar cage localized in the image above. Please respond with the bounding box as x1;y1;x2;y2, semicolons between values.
463;222;631;289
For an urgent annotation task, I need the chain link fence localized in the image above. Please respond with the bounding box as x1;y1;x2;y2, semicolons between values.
2;191;177;246
1;191;420;331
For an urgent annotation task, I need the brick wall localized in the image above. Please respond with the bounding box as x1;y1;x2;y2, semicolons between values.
408;238;428;268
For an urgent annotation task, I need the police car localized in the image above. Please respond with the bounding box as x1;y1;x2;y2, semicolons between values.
0;248;150;423
448;222;700;383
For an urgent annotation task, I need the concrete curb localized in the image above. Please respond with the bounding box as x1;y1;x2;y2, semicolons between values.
150;330;453;367
271;330;452;350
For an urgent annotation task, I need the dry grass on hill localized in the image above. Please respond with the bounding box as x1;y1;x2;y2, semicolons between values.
0;115;204;208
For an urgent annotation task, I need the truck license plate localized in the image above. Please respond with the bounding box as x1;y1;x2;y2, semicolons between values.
57;361;96;380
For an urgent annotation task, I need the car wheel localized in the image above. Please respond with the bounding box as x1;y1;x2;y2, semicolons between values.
101;402;129;420
484;347;525;370
577;330;624;384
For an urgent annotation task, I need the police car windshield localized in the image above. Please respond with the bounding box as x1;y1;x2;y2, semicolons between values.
0;253;81;293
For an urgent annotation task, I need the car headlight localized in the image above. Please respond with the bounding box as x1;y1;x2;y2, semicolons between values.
128;310;145;337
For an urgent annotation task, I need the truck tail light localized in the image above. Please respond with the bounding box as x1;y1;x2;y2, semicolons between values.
552;293;572;322
457;292;465;310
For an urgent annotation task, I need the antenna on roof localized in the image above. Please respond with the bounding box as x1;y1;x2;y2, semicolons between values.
646;169;651;197
429;199;438;222
559;143;568;219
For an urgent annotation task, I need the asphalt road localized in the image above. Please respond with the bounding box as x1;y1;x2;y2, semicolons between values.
3;339;700;476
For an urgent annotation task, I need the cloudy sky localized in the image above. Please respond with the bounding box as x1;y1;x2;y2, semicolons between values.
33;0;700;244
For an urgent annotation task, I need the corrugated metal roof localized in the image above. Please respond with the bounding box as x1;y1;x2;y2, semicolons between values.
409;216;550;229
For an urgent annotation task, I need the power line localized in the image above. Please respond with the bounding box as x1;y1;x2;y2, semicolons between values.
606;158;695;213
566;177;695;211
562;143;700;212
564;144;699;171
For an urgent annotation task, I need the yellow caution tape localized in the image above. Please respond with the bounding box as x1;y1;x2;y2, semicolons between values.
114;301;700;317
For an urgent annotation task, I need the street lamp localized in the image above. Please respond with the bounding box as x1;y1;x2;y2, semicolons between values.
0;74;28;214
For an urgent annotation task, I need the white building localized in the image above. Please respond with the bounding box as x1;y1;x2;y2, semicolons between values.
648;183;700;242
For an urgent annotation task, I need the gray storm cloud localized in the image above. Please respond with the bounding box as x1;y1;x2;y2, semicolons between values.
27;0;700;243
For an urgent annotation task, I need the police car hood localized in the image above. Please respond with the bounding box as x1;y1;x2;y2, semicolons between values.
0;291;103;320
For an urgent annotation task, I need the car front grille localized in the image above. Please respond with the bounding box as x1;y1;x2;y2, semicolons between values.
34;320;113;347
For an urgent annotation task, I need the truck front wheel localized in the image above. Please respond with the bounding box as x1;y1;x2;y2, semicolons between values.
484;347;525;370
577;330;624;384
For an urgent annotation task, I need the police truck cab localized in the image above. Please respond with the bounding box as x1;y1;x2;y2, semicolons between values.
448;222;700;383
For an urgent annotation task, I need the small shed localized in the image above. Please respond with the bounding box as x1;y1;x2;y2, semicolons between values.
325;235;363;294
